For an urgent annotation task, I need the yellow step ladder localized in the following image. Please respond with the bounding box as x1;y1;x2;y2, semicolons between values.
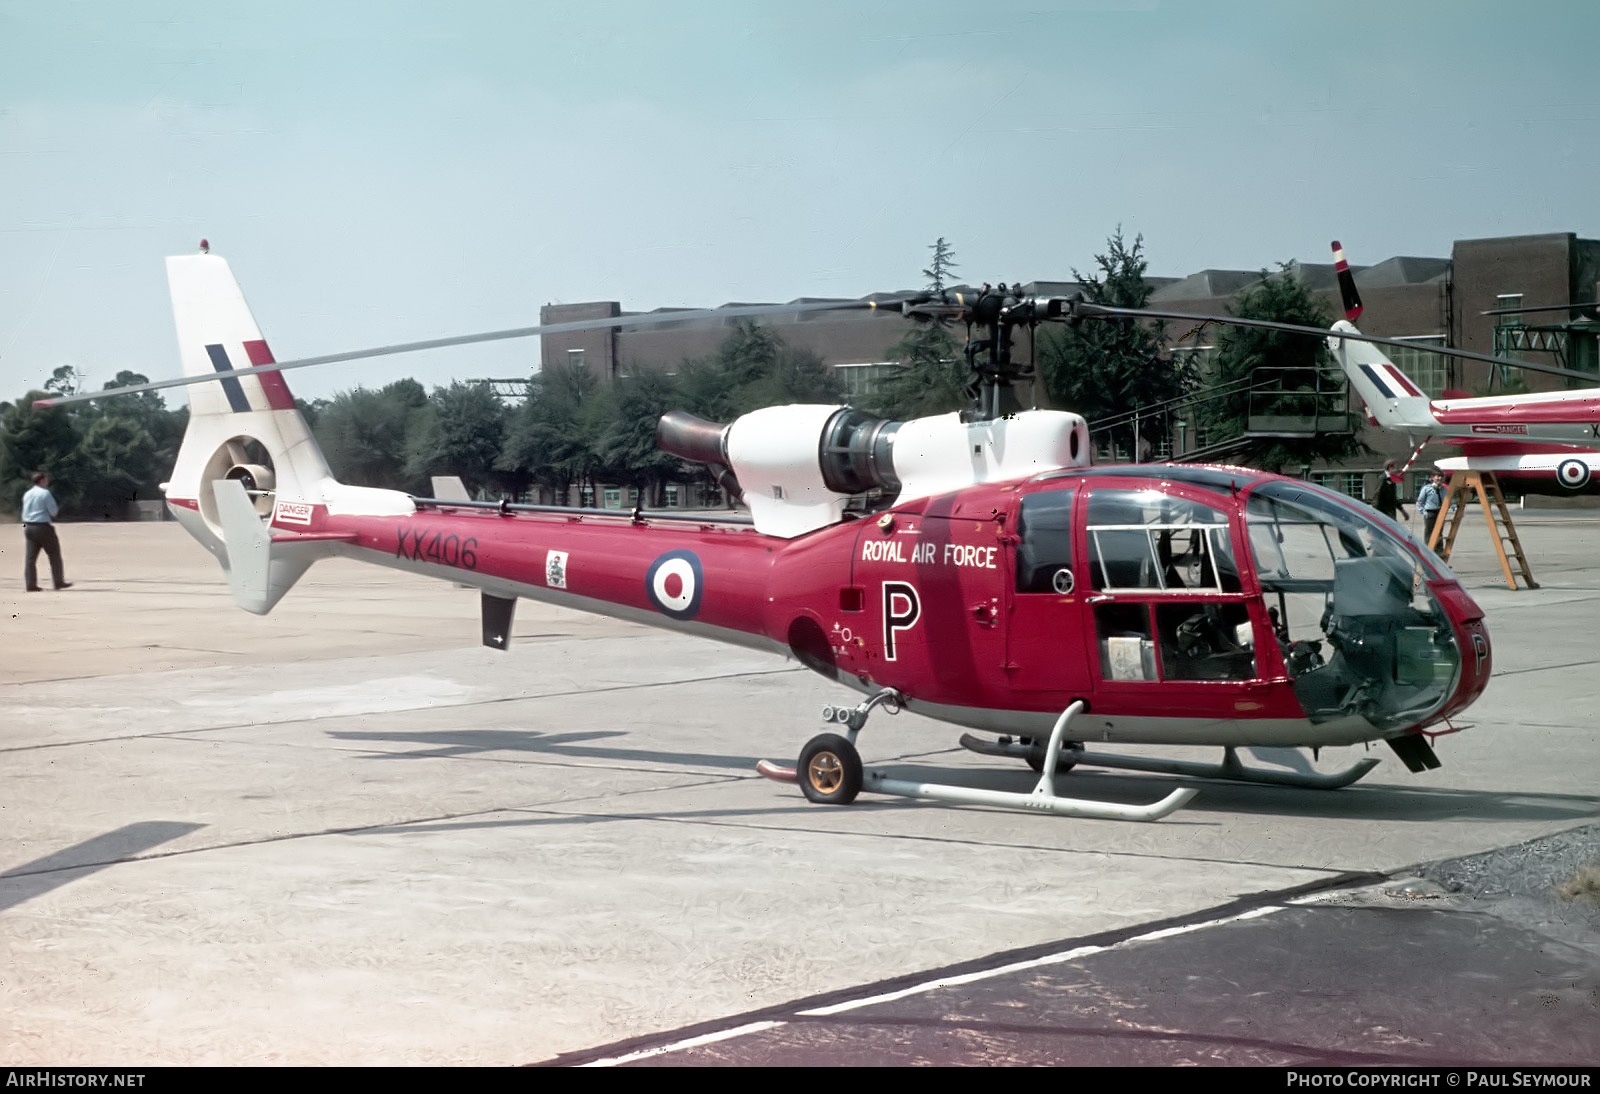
1427;471;1538;590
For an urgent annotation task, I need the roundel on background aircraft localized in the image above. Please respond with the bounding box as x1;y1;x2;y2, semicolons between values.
645;549;704;620
1557;458;1591;491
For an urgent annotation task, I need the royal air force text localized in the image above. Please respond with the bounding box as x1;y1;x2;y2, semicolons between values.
861;539;998;570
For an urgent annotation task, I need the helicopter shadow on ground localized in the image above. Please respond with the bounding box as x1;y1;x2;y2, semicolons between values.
322;725;767;774
862;755;1600;826
319;725;1600;826
0;821;206;913
348;799;893;840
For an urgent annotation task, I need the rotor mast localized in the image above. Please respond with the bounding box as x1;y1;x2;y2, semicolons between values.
904;283;1054;422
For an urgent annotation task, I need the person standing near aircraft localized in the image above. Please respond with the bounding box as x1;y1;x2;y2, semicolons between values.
21;471;71;592
1373;459;1409;522
1416;470;1447;538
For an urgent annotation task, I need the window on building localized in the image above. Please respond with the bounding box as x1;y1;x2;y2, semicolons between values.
1314;471;1366;500
1496;294;1523;327
835;362;899;403
568;349;587;370
1387;335;1449;397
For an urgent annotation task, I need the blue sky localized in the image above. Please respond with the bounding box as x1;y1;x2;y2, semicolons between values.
3;1;1598;400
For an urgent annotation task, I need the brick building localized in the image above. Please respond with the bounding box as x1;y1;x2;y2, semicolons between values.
537;232;1600;505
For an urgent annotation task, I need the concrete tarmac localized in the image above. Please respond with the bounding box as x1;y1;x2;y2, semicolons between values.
1;517;1597;1066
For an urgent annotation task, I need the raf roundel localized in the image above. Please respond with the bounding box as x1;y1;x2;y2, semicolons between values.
1557;458;1591;491
645;549;704;621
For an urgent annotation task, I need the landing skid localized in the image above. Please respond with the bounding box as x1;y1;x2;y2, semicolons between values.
758;697;1195;822
958;735;1381;790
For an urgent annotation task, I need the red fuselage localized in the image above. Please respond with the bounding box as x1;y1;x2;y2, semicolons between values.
194;465;1489;750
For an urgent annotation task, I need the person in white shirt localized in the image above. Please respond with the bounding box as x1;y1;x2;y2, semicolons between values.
21;471;70;592
1415;470;1447;540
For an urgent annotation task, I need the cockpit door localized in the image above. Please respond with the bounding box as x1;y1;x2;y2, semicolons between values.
1079;485;1266;696
1005;487;1091;694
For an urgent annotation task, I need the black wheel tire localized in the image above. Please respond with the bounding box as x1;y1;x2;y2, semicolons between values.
1025;739;1081;775
798;733;863;805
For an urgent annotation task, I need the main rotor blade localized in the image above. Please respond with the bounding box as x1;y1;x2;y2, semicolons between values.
1071;302;1600;384
32;296;910;409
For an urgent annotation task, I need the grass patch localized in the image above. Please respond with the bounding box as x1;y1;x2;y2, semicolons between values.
1557;864;1600;906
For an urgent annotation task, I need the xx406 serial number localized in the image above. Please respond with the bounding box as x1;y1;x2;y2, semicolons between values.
395;529;479;570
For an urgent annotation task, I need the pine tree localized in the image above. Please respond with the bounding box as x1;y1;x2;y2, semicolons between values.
1039;229;1192;456
873;238;966;418
1197;265;1364;474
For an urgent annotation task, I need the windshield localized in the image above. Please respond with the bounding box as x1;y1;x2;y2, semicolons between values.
1245;480;1460;732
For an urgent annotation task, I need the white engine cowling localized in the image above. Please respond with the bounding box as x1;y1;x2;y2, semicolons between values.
725;405;860;539
888;410;1091;504
662;405;1093;539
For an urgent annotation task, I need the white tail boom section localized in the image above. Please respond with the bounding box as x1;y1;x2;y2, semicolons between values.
164;252;411;613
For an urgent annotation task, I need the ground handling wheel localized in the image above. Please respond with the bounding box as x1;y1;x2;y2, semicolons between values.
798;733;864;805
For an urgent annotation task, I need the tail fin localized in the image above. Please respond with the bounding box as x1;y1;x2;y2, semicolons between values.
1332;240;1363;322
163;250;410;613
1327;321;1441;434
164;252;334;512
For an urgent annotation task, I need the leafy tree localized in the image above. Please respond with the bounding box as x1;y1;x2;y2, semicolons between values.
0;393;82;514
1196;265;1364;474
672;321;787;422
43;366;83;397
498;360;599;503
99;371;185;490
670;321;843;423
405;381;508;496
591;369;684;506
1039;229;1192;455
75;414;158;519
873;331;966;418
746;345;843;408
315;379;428;491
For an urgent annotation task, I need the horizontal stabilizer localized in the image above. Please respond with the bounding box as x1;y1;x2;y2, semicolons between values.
212;479;326;615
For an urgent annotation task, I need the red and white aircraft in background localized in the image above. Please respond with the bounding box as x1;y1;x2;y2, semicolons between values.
1327;241;1600;493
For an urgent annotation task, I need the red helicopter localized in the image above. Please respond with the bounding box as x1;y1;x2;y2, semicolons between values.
36;247;1498;822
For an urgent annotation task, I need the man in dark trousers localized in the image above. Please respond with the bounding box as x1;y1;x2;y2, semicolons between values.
1415;469;1447;540
21;471;71;591
1373;459;1409;522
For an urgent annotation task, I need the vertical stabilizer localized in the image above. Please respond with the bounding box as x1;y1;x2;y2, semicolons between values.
1327;320;1441;433
162;247;412;612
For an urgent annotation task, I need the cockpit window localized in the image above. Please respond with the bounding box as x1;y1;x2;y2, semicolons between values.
1245;480;1461;732
1085;489;1238;593
1016;489;1075;594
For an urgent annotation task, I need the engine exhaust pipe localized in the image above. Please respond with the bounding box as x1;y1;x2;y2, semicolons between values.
656;410;744;503
656;410;729;465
